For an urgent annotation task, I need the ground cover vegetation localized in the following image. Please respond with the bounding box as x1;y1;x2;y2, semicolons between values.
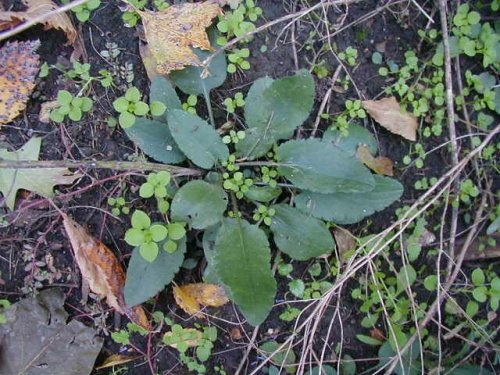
0;0;498;374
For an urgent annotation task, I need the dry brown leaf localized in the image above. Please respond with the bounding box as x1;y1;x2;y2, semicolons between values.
173;283;229;317
95;354;141;370
362;97;418;141
230;327;243;340
0;40;40;126
62;214;150;329
332;227;357;263
139;1;221;74
463;234;500;261
138;42;159;81
0;0;77;44
370;328;386;341
39;100;59;123
356;144;394;176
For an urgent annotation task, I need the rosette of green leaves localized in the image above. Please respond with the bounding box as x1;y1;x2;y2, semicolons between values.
49;90;93;123
113;87;166;128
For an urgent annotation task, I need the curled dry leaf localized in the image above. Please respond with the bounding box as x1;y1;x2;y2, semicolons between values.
95;354;141;370
0;40;40;126
356;144;394;176
62;214;150;329
362;96;418;141
173;283;229;317
0;0;77;44
139;0;221;75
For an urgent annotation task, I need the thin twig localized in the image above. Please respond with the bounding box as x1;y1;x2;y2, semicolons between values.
0;159;202;177
0;0;90;41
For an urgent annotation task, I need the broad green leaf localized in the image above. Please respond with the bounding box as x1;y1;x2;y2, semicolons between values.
270;204;334;260
260;341;296;369
149;77;182;121
295;176;403;224
471;268;485;285
245;70;315;136
323;123;378;156
450;365;495;375
124;237;186;307
378;340;421;375
235;126;276;159
0;137;81;210
168;109;229;169
214;218;276;326
202;225;220;284
171;180;228;229
306;365;337;375
124;117;185;164
170;29;227;96
276;139;375;194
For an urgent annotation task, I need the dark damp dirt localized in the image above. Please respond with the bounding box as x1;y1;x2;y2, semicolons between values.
1;1;497;374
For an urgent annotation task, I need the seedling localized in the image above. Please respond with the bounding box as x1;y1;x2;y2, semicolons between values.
122;0;147;27
62;0;101;22
216;0;262;45
223;92;245;113
113;87;166;128
182;95;198;115
227;48;250;73
49;90;93;123
139;171;171;199
107;197;130;216
338;46;359;66
0;299;10;324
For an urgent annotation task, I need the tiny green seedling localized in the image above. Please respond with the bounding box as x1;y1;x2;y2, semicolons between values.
49;90;93;123
122;0;147;27
107;197;130;216
227;48;250;73
62;0;101;22
113;87;166;128
182;95;198;115
223;92;245;113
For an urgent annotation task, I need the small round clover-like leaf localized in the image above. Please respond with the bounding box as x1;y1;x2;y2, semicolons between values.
113;97;129;112
164;240;178;253
72;97;83;107
167;223;186;240
134;101;150;116
140;242;159;262
131;209;151;229
119;112;136;128
68;107;82;121
49;109;65;123
154;185;167;198
156;171;171;185
57;90;73;105
81;97;93;112
471;268;485;286
150;101;166;116
150;224;168;242
125;228;145;247
58;104;71;115
125;86;141;102
472;286;488;303
139;182;155;198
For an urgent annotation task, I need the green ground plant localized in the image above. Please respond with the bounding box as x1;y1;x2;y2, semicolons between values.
49;90;93;123
62;0;101;22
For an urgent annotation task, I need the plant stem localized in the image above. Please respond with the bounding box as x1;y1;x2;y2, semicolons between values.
0;159;202;177
203;86;216;128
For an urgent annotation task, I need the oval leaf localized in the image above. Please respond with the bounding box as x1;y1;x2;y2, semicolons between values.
171;180;228;229
214;218;276;326
295;176;403;224
124;118;185;164
124;238;186;307
276;139;375;194
270;204;334;260
149;76;182;122
168;109;229;169
323;123;378;156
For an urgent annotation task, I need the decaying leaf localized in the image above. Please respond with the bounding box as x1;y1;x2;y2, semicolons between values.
163;328;203;349
139;1;221;74
356;144;394;176
62;213;150;329
139;42;159;81
333;227;357;262
173;283;229;317
0;0;77;44
463;233;500;261
0;137;81;210
0;40;40;126
0;288;103;375
95;354;141;370
362;97;418;141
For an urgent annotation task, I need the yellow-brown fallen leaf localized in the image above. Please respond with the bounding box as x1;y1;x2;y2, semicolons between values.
173;283;229;317
332;227;357;263
138;1;221;74
62;213;150;329
95;354;141;370
356;144;394;176
0;40;40;126
0;0;77;44
362;97;418;141
164;328;203;349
